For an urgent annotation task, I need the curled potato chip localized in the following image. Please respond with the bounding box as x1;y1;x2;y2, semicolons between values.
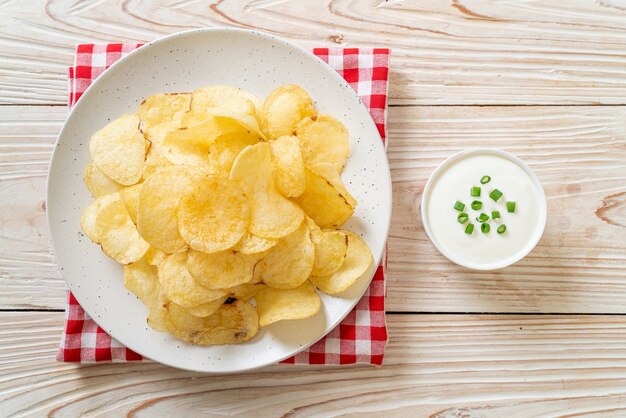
270;135;305;198
120;183;142;224
232;232;277;254
146;289;170;332
91;193;149;264
305;218;348;276
144;246;167;267
80;199;101;243
254;222;314;289
137;165;206;253
167;300;259;345
142;147;173;180
84;162;122;198
173;296;227;318
190;85;261;119
229;283;265;301
187;250;259;289
308;162;357;208
178;176;249;253
124;257;159;307
230;143;303;239
89;114;146;185
209;133;260;176
260;85;317;139
158;252;227;308
295;115;349;172
256;281;321;327
310;231;373;295
294;168;354;228
139;93;191;145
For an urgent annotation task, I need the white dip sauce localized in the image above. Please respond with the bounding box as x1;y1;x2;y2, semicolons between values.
426;153;540;267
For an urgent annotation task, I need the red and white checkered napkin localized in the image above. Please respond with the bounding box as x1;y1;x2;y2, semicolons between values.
59;44;390;366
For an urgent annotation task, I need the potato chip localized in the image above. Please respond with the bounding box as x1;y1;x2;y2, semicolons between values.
89;114;146;185
178;176;249;253
310;231;373;295
208;133;260;176
80;199;101;243
167;300;259;345
294;168;354;228
295;115;349;172
187;250;259;289
144;246;167;267
120;183;142;224
230;143;303;239
256;281;321;327
93;193;149;264
124;258;159;307
137;165;206;253
174;296;227;318
270;135;305;198
254;222;314;289
84;162;122;198
190;85;261;119
146;289;170;332
142;146;173;180
138;93;191;145
260;85;317;139
308;162;357;208
229;283;265;301
305;218;348;276
232;232;277;254
158;252;227;308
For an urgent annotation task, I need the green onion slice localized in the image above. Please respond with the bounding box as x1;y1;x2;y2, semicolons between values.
465;223;474;235
454;201;465;211
476;213;489;223
489;189;503;202
457;213;469;224
492;210;501;220
507;201;516;213
481;223;490;233
470;187;481;197
471;200;482;210
480;176;491;184
497;224;507;234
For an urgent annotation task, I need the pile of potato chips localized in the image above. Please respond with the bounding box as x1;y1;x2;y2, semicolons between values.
81;84;373;345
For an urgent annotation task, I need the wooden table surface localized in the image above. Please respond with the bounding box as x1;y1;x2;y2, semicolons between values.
2;1;626;416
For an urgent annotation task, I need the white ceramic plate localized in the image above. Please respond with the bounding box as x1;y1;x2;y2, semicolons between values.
48;28;391;373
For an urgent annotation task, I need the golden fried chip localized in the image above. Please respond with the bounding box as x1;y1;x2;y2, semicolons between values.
174;296;227;318
232;232;277;254
295;115;349;172
270;135;305;198
139;93;191;145
187;250;259;289
230;143;303;239
256;281;321;327
294;168;354;228
89;114;146;185
80;199;101;243
144;246;167;267
92;193;149;264
142;146;173;180
208;133;260;176
260;84;317;139
178;176;249;253
167;300;259;345
120;183;142;224
84;162;122;198
308;162;357;208
158;252;227;308
229;283;265;301
310;231;373;295
306;218;348;276
190;85;261;119
254;222;314;289
137;165;206;253
146;289;170;332
124;258;159;307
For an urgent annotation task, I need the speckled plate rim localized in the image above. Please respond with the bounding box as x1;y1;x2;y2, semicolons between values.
47;28;392;372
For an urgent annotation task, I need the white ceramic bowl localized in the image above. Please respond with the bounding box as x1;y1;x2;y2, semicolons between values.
47;28;391;372
420;148;547;270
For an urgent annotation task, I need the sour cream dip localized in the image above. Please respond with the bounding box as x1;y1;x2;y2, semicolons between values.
421;149;547;270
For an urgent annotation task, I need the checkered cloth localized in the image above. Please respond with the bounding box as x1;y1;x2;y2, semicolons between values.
59;43;390;366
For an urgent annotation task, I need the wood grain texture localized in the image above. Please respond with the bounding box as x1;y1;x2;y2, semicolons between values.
1;105;624;312
4;312;626;417
2;0;626;105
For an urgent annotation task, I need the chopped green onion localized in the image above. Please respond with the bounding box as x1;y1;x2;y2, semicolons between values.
465;223;474;235
480;175;491;184
492;210;501;220
470;187;481;197
507;201;516;213
481;223;490;233
471;200;482;210
476;213;489;223
454;201;465;211
497;225;507;234
489;189;503;202
457;213;469;224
